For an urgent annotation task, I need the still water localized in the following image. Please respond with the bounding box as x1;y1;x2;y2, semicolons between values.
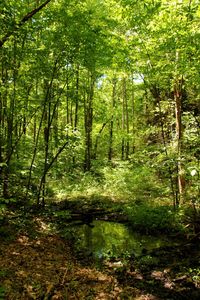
70;220;174;259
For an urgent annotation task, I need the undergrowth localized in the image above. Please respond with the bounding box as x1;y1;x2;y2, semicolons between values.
49;160;168;204
123;204;187;234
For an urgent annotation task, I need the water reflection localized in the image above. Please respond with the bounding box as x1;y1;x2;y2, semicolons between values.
73;220;172;259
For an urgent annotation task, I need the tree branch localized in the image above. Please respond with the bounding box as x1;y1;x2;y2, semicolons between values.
0;0;52;48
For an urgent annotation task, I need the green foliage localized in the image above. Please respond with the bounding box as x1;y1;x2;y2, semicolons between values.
0;0;199;219
0;202;6;222
53;210;71;220
49;158;165;204
124;204;184;233
188;268;200;286
0;285;5;300
102;161;163;201
138;255;159;267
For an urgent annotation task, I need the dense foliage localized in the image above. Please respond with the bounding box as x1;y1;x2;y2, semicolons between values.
0;0;199;219
0;2;200;298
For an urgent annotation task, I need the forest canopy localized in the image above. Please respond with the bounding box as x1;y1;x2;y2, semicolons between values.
0;1;200;299
0;0;199;208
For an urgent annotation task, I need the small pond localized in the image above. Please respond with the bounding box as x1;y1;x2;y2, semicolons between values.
67;220;178;260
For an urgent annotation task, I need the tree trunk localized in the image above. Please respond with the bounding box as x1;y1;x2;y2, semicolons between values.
124;78;129;160
94;120;109;160
27;60;59;201
73;65;80;165
150;85;177;207
121;77;128;160
39;99;51;206
74;65;79;129
108;78;116;161
84;73;95;172
174;77;184;205
3;38;17;198
131;75;135;154
66;68;70;126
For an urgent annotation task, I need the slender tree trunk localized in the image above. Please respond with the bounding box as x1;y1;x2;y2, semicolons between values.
26;60;59;201
157;93;177;208
72;65;80;166
37;140;69;197
0;60;7;187
150;85;178;207
121;100;125;160
84;73;95;172
121;77;127;160
2;78;8;197
124;78;129;160
37;79;67;204
66;68;70;126
174;77;184;205
27;83;48;203
94;120;109;160
39;99;51;206
74;65;79;129
3;38;17;198
70;101;73;127
53;107;59;147
131;75;135;154
108;78;116;161
0;96;3;169
0;87;6;195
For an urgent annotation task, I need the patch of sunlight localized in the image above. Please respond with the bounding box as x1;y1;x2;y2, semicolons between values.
11;251;21;256
55;191;67;201
34;217;56;234
17;235;30;246
16;270;27;278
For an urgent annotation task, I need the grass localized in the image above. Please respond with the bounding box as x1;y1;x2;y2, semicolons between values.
1;159;198;237
39;160;198;235
48;160;169;204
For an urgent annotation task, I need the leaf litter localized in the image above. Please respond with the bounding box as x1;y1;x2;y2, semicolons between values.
0;214;199;299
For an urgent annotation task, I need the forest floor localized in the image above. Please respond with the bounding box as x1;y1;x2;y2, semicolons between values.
0;198;200;300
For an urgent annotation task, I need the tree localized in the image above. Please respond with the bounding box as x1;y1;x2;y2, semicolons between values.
122;0;200;206
0;0;199;210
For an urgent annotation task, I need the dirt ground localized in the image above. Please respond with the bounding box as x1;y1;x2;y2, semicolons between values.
0;231;147;299
0;213;200;299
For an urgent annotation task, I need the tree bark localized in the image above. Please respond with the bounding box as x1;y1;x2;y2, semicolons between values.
131;75;135;154
124;78;129;160
121;77;129;160
74;65;80;129
108;78;116;161
84;73;95;172
174;77;185;205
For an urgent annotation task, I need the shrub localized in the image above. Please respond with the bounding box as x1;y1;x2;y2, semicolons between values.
124;204;184;234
